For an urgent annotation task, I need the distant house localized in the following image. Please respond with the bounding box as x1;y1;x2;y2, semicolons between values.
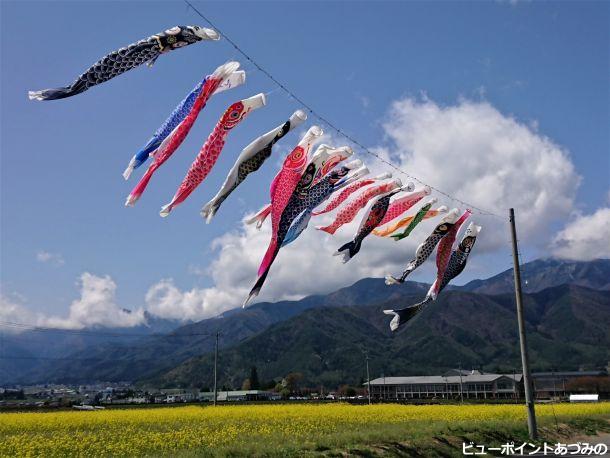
532;371;608;399
199;390;280;402
366;372;523;400
160;389;198;403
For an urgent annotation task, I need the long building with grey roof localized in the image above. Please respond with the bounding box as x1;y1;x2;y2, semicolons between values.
367;371;523;400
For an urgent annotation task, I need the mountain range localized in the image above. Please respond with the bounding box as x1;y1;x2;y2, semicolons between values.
2;258;609;387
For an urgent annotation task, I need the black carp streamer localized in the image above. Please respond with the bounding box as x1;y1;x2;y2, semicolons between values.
29;26;219;101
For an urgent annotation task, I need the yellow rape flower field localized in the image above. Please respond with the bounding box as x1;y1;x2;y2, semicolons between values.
1;402;609;457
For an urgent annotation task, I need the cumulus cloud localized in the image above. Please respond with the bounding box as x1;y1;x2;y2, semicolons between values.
0;293;43;326
36;250;64;266
551;206;610;261
379;96;580;251
2;273;146;330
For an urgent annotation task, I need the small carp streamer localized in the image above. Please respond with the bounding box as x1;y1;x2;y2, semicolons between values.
381;201;447;240
430;209;472;298
282;162;368;247
383;222;481;331
246;144;352;305
375;186;431;227
123;71;245;179
334;186;407;263
125;62;241;206
316;178;404;235
312;172;392;216
201;110;307;223
373;198;436;237
160;93;266;217
29;26;220;101
384;208;461;285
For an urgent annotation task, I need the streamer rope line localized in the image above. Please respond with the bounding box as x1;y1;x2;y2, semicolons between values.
183;0;504;219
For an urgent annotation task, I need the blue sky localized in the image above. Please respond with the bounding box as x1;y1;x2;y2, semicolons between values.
1;1;609;325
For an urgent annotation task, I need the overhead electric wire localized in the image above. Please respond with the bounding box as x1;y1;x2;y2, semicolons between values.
183;0;503;219
0;320;216;339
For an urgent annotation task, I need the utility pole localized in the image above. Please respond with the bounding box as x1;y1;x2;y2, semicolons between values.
458;362;464;404
213;331;219;407
509;208;538;440
364;350;371;404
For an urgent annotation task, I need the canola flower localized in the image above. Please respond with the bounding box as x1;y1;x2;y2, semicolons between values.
1;402;608;457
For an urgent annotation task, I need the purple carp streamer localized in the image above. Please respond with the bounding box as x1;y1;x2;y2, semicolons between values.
383;222;481;331
384;208;461;285
334;186;406;263
201;110;307;223
123;70;245;179
29;26;219;101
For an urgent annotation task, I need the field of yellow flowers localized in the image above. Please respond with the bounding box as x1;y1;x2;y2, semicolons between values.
1;402;609;457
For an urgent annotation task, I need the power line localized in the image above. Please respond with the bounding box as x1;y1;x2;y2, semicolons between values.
183;0;503;219
0;321;215;339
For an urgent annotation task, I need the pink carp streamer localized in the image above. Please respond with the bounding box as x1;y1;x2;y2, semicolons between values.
316;179;403;235
311;172;391;216
245;203;272;229
159;93;266;217
247;145;354;229
257;126;323;278
376;186;430;227
125;62;242;206
430;209;472;298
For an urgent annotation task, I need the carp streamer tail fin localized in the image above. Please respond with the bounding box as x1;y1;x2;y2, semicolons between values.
125;165;156;206
385;275;404;285
334;239;362;263
28;86;78;101
383;303;424;332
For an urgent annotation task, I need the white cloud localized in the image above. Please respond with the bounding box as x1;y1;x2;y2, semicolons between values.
551;207;610;261
0;293;42;327
2;273;146;330
36;250;64;266
379;96;580;251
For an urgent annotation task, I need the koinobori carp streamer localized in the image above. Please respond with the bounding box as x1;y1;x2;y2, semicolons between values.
334;185;406;263
375;186;431;227
282;162;368;247
383;222;481;331
316;178;405;235
311;172;392;216
123;70;245;179
249;126;323;277
245;144;352;305
430;209;472;298
160;93;267;217
125;62;242;206
201;110;307;223
384;208;461;285
29;26;220;101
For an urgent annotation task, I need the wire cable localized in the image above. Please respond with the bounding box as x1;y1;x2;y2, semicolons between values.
183;0;504;219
